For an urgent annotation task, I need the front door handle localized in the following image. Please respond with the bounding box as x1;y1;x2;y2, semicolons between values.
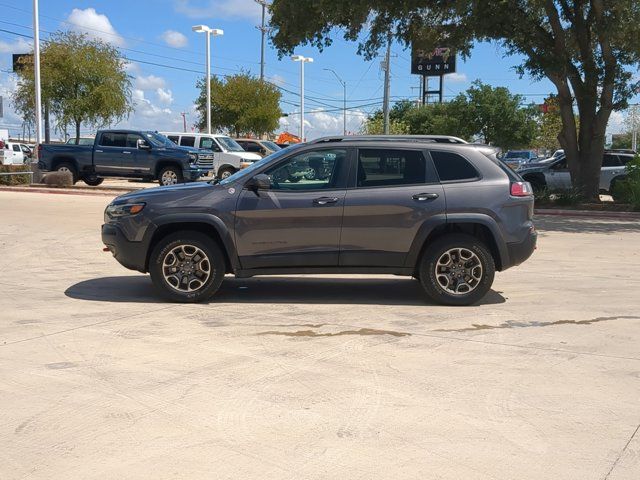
122;151;132;154
95;149;104;153
313;197;339;205
412;193;439;201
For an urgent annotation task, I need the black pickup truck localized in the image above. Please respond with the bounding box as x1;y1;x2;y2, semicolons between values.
38;130;208;186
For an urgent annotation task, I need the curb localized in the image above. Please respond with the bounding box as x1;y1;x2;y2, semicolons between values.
535;208;640;220
0;186;125;197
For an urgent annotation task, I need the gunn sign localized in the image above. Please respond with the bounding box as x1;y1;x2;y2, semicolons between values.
411;46;456;76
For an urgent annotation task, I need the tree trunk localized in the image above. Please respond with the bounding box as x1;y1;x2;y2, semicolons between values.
75;120;81;145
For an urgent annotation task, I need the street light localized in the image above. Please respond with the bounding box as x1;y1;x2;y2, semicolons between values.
33;0;43;146
291;55;313;141
192;25;224;134
324;68;347;136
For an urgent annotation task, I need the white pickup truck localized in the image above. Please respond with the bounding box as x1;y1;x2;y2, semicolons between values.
1;142;30;165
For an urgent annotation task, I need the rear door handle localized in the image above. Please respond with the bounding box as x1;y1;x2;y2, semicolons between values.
122;151;132;154
313;197;339;205
95;149;104;153
412;193;439;201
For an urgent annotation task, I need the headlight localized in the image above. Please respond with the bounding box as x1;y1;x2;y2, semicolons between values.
106;202;146;218
188;152;198;163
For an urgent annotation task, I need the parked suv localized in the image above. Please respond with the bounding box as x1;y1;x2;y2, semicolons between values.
102;136;537;306
235;138;282;157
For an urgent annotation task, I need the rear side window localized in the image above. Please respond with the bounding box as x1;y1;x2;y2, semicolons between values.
180;136;195;147
357;149;431;187
602;154;621;167
99;133;126;147
13;145;20;152
431;151;479;182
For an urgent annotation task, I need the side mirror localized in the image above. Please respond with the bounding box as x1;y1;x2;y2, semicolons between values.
247;174;271;192
137;139;151;150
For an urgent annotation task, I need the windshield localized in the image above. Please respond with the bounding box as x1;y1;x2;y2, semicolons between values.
144;132;176;147
218;143;305;185
217;136;244;152
262;141;281;151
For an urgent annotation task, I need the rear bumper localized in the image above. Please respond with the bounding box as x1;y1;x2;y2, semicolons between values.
102;223;150;273
505;230;537;269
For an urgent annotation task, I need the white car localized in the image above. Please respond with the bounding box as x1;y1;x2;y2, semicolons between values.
1;142;27;165
161;132;262;179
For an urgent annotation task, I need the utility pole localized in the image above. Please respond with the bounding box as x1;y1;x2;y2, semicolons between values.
255;0;269;81
180;112;187;132
382;37;392;135
33;0;43;146
324;68;347;135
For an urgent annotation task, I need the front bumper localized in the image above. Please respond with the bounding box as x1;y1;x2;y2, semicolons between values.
184;167;205;181
102;223;150;273
506;229;537;268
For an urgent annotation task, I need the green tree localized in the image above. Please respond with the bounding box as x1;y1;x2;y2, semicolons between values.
535;96;563;152
363;82;538;148
195;73;282;136
611;132;633;150
269;0;640;200
13;31;132;143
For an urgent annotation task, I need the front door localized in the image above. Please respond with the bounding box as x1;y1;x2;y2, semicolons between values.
94;132;128;174
120;133;153;176
234;148;350;269
340;147;446;267
546;156;571;190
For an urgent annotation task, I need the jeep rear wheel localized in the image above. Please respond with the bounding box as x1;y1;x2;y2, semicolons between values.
419;234;495;306
149;231;225;303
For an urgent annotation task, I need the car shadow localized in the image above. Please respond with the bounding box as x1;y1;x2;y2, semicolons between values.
535;215;640;234
65;275;506;307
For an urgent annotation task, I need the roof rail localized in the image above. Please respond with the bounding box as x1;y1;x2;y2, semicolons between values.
308;135;469;145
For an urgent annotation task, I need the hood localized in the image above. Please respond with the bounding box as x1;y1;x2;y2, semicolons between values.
227;151;262;161
175;145;200;154
114;181;214;203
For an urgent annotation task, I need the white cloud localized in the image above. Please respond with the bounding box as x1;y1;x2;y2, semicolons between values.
607;111;625;135
161;30;188;48
0;38;31;54
446;72;468;83
135;74;166;90
156;88;174;105
268;74;286;87
279;108;368;140
175;0;262;21
66;8;125;46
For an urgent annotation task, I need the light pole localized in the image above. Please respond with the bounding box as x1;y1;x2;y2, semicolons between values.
33;0;43;146
254;0;269;81
324;68;347;136
192;25;223;134
291;55;313;141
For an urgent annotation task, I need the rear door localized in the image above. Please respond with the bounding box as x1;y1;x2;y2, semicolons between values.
339;147;446;267
546;155;571;190
94;132;128;174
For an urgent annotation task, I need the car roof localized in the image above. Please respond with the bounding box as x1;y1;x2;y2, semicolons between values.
161;131;229;138
309;135;469;145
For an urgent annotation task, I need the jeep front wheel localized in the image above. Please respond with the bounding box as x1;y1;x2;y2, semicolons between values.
149;231;225;303
419;234;495;306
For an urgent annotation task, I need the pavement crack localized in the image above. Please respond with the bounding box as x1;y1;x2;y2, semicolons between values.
434;316;640;333
603;422;640;479
256;328;410;338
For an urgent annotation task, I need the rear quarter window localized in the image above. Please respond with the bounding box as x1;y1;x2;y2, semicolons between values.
431;151;480;182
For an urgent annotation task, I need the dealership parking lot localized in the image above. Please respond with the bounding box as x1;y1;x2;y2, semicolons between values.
1;190;639;479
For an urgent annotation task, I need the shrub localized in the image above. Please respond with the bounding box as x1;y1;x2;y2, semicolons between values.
0;164;32;186
612;155;640;210
43;171;73;187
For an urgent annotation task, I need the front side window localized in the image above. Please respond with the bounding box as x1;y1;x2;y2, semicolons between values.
431;151;480;182
126;134;145;148
357;149;428;187
265;149;346;190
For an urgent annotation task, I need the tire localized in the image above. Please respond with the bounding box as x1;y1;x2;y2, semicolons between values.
609;176;626;202
418;234;495;306
217;166;236;180
83;175;104;186
149;231;226;303
56;162;78;184
523;174;545;193
158;166;183;186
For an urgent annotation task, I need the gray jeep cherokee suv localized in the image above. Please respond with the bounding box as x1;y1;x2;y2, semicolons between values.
102;136;537;306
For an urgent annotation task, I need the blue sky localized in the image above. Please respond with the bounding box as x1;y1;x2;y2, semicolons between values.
0;0;633;139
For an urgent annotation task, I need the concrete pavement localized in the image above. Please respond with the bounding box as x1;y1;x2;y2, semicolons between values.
0;190;639;479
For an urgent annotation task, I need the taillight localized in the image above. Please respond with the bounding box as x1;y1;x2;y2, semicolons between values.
510;181;533;197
